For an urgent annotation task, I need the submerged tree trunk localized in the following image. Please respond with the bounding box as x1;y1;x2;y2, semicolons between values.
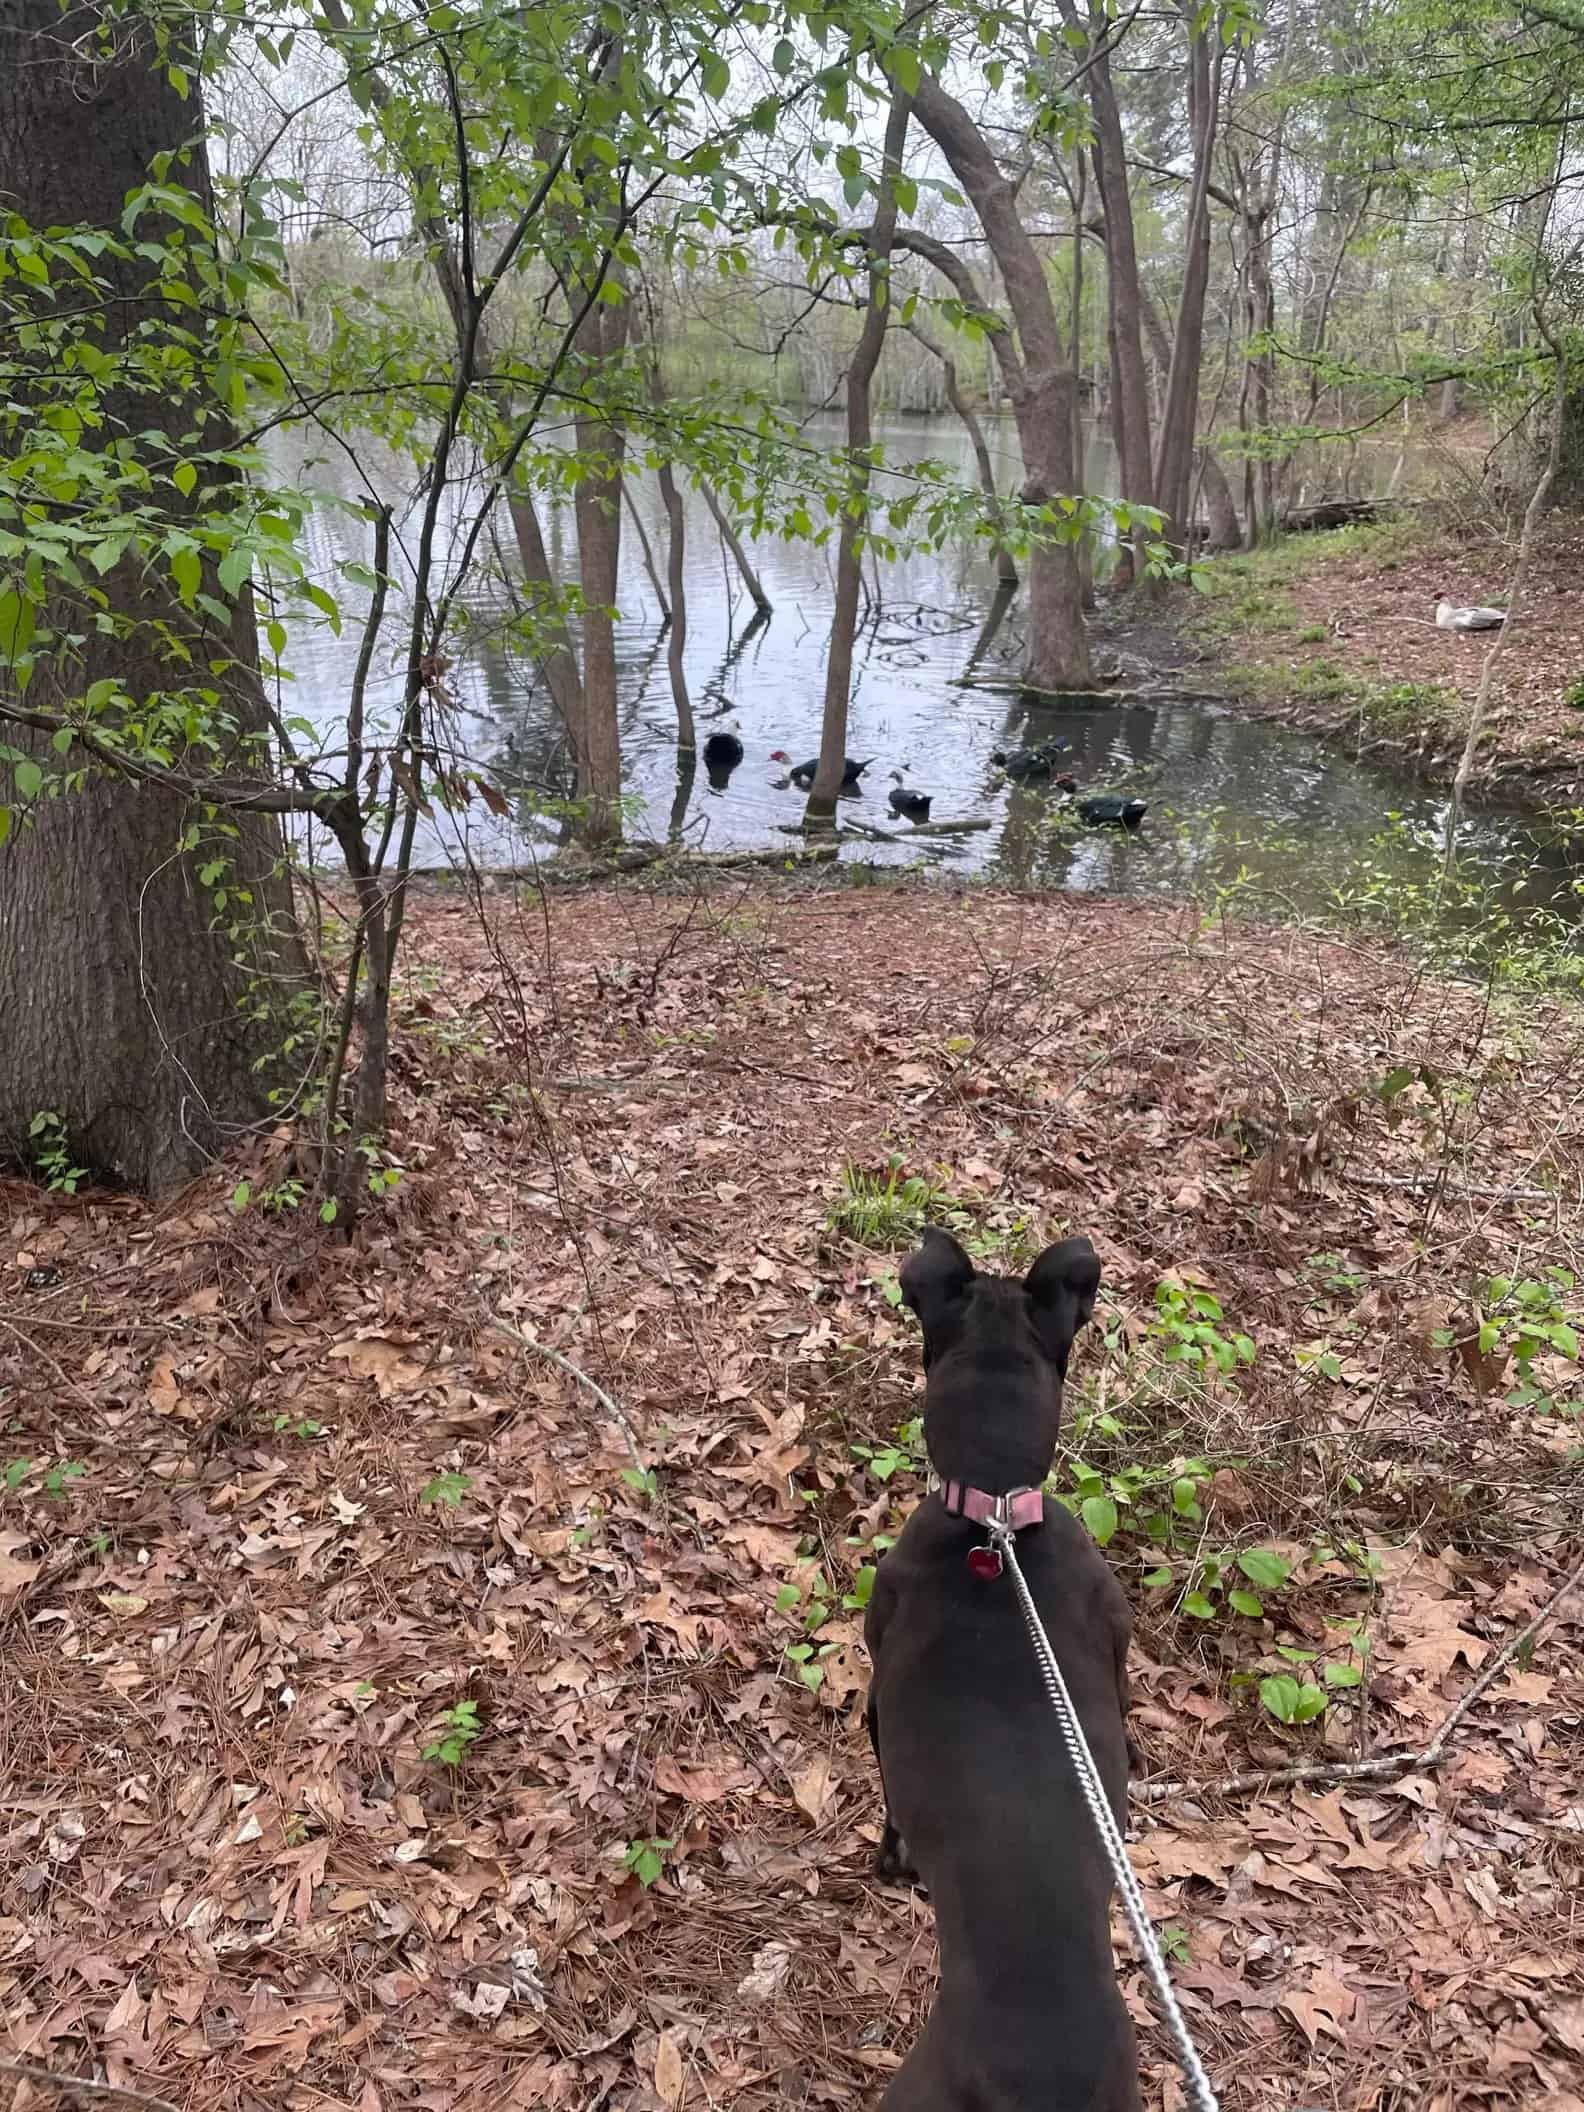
905;320;1016;586
0;0;307;1194
911;72;1093;689
643;293;694;746
811;84;912;811
570;296;631;846
699;482;772;616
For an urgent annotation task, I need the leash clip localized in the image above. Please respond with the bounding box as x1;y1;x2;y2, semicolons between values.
967;1495;1018;1580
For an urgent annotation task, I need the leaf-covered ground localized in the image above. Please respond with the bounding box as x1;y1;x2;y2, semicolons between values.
3;877;1583;2112
1180;514;1584;812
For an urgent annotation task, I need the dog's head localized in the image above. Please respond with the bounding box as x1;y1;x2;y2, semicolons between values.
899;1227;1101;1488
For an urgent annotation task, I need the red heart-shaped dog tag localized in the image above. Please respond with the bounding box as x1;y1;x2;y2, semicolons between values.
966;1546;1003;1580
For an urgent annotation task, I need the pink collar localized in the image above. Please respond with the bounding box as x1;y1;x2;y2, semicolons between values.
939;1481;1044;1531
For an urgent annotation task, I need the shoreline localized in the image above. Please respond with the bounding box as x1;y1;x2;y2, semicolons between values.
1098;513;1584;820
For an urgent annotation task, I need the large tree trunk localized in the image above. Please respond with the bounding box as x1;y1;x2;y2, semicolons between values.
811;84;912;809
1059;1;1154;571
911;72;1093;690
1153;14;1223;549
0;0;307;1194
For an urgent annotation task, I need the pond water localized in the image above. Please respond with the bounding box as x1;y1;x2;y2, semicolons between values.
275;415;1583;926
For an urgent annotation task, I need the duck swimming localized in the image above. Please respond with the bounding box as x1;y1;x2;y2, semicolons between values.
770;751;874;789
888;772;932;822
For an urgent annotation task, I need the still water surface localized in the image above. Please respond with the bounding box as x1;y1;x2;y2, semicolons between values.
273;416;1581;923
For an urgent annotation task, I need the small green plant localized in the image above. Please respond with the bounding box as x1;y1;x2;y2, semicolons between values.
419;1471;471;1508
850;1416;923;1486
27;1112;88;1196
777;1564;842;1692
1564;676;1584;711
826;1156;946;1248
1159;1923;1191;1963
3;1456;87;1502
620;1464;659;1501
270;1412;325;1439
621;1835;675;1888
421;1698;483;1766
1442;1269;1583;1415
1257;1671;1328;1725
1141;1282;1256;1382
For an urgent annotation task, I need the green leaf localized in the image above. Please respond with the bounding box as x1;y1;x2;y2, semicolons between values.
1080;1495;1118;1545
218;546;252;597
0;805;11;847
1141;1564;1173;1588
1293;1684;1328;1722
1323;1661;1363;1687
1259;1674;1299;1723
701;53;730;97
319;1198;338;1223
1237;1548;1292;1592
302;581;343;635
0;590;36;659
14;758;43;800
172;460;198;498
775;1583;800;1612
1228;1588;1264;1617
1182;1591;1217;1619
169;544;202;604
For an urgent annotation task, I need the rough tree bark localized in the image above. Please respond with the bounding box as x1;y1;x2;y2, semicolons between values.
911;72;1093;689
1153;13;1224;549
810;84;912;810
1056;1;1154;573
0;0;308;1193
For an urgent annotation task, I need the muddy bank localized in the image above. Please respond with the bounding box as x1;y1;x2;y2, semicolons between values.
1098;516;1584;818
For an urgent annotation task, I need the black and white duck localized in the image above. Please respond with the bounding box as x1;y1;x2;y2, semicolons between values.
770;750;874;789
1076;793;1148;829
991;739;1071;780
888;772;932;822
1434;594;1505;633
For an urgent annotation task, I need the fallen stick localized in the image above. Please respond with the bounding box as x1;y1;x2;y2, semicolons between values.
0;2059;179;2112
1132;1548;1584;1806
489;1316;647;1479
1344;1170;1554;1204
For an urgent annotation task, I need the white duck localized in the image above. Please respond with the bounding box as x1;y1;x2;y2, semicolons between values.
1435;594;1505;632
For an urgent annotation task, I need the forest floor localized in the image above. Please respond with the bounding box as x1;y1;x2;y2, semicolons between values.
3;874;1584;2112
1145;512;1584;815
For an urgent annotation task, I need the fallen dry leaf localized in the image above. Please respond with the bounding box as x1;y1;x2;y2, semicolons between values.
655;2029;686;2107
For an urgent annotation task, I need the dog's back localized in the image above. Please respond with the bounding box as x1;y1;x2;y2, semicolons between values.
865;1230;1142;2111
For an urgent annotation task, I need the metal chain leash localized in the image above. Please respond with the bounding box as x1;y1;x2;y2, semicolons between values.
988;1518;1222;2112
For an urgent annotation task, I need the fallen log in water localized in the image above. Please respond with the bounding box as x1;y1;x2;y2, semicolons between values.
406;843;842;885
776;817;991;844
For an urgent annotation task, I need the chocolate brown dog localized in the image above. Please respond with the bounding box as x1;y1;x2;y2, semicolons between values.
864;1227;1140;2111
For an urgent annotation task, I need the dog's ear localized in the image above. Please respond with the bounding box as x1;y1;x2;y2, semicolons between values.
1024;1235;1102;1369
900;1227;975;1353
